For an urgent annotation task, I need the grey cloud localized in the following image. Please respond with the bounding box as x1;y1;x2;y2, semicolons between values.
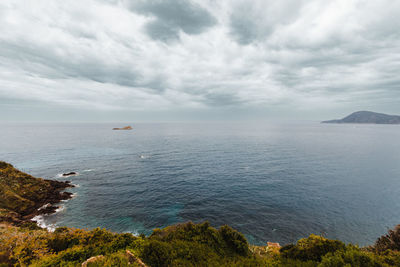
229;0;304;45
0;39;170;93
203;91;245;106
1;0;400;121
130;0;217;41
229;15;258;45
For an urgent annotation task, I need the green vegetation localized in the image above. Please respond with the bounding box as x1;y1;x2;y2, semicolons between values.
1;222;400;266
0;161;72;224
1;161;400;266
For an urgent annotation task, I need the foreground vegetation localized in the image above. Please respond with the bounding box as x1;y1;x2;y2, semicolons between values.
1;161;400;266
1;222;400;266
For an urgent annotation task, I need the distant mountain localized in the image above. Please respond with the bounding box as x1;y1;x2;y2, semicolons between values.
322;111;400;124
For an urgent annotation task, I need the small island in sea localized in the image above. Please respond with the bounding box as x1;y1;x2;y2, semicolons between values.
322;111;400;124
1;161;400;266
112;126;133;130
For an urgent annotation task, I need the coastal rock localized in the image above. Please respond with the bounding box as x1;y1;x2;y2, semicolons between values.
62;172;77;177
81;255;104;266
126;250;148;266
267;242;281;248
0;161;74;226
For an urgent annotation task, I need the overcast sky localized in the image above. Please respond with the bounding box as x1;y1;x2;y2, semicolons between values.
1;0;399;122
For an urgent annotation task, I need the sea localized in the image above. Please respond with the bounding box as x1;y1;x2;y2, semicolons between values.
1;122;400;246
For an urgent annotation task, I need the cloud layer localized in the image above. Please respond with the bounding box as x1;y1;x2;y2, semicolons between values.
0;0;399;121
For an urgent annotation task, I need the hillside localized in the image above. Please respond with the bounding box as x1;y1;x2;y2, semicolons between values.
322;111;400;124
0;161;73;225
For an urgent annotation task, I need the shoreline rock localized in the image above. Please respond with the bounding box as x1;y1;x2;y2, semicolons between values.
62;172;77;177
0;161;74;226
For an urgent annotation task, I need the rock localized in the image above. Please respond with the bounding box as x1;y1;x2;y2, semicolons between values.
113;126;132;130
126;250;148;266
62;172;77;176
82;255;104;266
267;242;281;248
0;162;74;226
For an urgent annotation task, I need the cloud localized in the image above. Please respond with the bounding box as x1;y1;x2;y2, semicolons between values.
0;0;399;121
129;0;217;41
229;0;304;45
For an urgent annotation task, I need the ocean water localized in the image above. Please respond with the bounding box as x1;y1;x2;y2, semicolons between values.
1;122;400;246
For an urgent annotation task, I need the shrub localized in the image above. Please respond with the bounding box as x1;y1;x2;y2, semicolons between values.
319;246;383;267
280;234;345;262
141;240;173;267
219;225;249;256
374;225;400;253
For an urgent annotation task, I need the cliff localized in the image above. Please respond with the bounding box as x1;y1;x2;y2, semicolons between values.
0;161;73;225
322;111;400;124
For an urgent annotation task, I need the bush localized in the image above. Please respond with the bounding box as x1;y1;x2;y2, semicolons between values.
219;225;249;256
280;235;345;262
319;246;383;267
141;240;173;267
86;252;130;267
374;225;400;253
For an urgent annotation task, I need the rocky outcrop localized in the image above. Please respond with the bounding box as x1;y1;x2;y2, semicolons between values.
62;172;77;177
0;161;74;225
126;250;148;266
81;255;104;266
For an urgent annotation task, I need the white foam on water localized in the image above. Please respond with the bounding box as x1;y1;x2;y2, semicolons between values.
31;215;56;232
38;203;51;211
55;205;65;213
32;202;69;231
123;230;140;236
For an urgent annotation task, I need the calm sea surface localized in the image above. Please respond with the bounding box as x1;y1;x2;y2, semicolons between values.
1;122;400;245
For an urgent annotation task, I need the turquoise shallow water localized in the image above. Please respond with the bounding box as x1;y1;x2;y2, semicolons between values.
1;122;400;245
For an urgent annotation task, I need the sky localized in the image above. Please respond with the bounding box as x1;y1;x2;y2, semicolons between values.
0;0;399;122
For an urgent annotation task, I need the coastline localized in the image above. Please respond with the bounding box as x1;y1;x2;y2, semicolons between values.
0;161;74;227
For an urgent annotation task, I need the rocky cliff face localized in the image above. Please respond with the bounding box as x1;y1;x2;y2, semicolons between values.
0;161;73;225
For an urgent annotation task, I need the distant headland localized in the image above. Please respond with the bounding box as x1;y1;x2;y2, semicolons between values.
112;126;132;130
322;111;400;124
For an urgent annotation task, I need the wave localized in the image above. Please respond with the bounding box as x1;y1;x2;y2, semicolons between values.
31;193;76;231
37;203;51;211
31;203;67;232
31;215;56;232
55;205;65;213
